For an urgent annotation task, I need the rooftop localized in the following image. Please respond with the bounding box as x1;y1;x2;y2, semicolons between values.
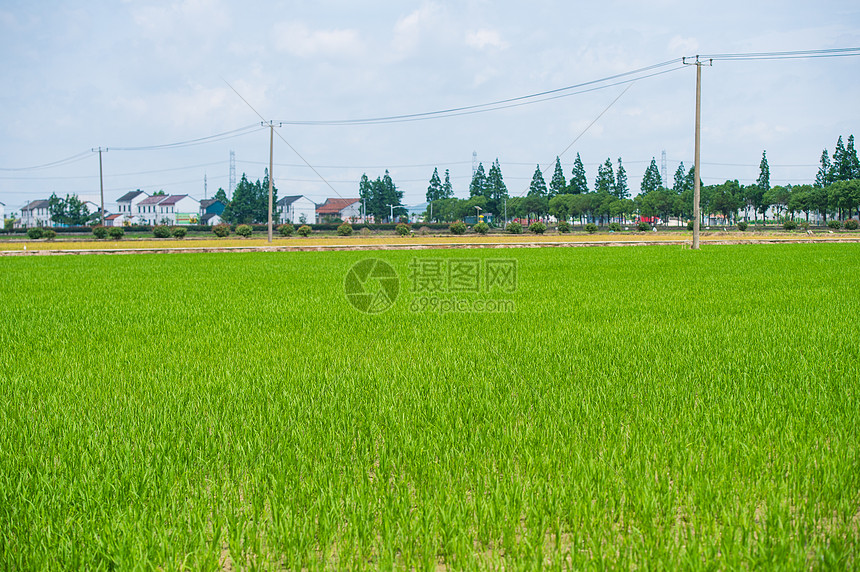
117;190;147;203
317;198;361;214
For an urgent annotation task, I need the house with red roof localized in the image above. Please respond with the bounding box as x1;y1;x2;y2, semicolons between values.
316;198;362;223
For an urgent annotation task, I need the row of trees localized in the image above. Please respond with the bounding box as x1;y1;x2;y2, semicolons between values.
219;172;278;225
359;170;406;221
418;134;860;224
47;194;98;226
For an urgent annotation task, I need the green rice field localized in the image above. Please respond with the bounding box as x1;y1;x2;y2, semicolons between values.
1;244;858;570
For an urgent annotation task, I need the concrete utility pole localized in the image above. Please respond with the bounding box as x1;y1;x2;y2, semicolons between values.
92;147;107;226
683;56;712;250
268;122;274;243
388;204;394;222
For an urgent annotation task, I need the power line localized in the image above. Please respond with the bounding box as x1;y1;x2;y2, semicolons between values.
0;151;91;172
700;47;860;61
110;124;264;151
275;63;684;126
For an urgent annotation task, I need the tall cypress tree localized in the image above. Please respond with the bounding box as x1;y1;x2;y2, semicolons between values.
426;167;442;202
442;169;454;198
595;158;615;194
641;158;663;194
469;163;487;198
673;163;688;194
815;149;832;188
614;158;629;199
757;151;770;194
568;153;588;194
359;174;372;218
846;135;860;180
549;157;566;198
528;165;548;197
832;136;848;181
486;159;509;216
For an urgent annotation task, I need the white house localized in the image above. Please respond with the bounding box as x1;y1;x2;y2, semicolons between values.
277;195;316;225
136;195;168;225
316;198;362;223
116;190;148;224
200;213;223;226
21;199;51;227
156;195;200;225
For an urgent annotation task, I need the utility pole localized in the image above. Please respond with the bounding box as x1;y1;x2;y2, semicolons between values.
683;56;712;249
92;147;107;226
268;122;274;242
504;198;507;228
388;204;394;222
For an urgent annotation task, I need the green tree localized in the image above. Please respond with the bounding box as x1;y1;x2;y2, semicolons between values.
426;167;443;202
614;158;629;200
815;149;832;188
549;157;566;198
48;193;92;226
744;184;765;224
832;136;849;181
595;158;615;194
711;180;743;224
763;185;791;220
568;153;588;194
469;163;487;198
757;151;770;195
641;158;663;195
528;165;547;197
846;135;860;180
214;187;229;204
442;169;454;199
673;162;690;195
359;174;373;218
222;174;257;224
549;194;576;222
485;159;509;216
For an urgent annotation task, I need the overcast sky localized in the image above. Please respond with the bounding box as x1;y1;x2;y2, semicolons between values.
1;0;859;213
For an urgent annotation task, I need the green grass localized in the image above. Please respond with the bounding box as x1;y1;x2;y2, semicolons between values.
1;244;858;570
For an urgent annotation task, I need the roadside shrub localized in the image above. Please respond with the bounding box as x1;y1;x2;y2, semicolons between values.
783;220;798;231
236;224;253;238
506;221;523;234
108;227;124;239
585;223;597;234
473;222;490;235
845;219;859;230
172;227;187;239
27;228;44;239
297;225;312;237
92;225;108;239
737;221;748;231
360;226;372;236
800;221;810;231
637;221;651;232
529;221;547;234
608;222;621;232
449;221;467;235
827;220;842;230
557;221;571;233
687;220;694;231
278;223;295;237
213;223;230;237
395;222;410;236
43;229;57;240
418;226;431;236
337;222;353;236
153;225;171;238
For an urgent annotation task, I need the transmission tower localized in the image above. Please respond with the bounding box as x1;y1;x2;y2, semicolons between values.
229;150;236;194
661;150;667;188
472;151;478;177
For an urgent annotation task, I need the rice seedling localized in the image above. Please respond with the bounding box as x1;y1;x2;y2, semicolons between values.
0;243;857;570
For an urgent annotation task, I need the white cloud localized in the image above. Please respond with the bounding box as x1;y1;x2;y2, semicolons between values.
465;28;507;50
668;35;699;56
273;22;364;58
391;3;443;57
